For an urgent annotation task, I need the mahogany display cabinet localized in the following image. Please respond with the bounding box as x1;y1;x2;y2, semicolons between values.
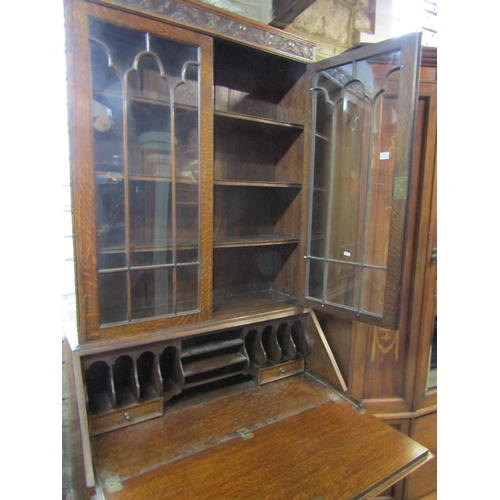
63;1;434;498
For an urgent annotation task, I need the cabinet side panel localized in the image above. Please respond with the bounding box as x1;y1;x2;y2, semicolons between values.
361;323;407;400
404;412;437;499
409;85;437;412
69;1;101;341
63;338;95;496
277;65;308;124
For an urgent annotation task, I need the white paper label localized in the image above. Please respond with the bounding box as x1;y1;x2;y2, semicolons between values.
380;151;390;160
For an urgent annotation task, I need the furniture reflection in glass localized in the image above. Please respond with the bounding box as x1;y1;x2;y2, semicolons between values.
90;20;201;325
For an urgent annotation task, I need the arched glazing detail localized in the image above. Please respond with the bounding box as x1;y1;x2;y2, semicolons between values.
306;51;405;318
89;20;201;325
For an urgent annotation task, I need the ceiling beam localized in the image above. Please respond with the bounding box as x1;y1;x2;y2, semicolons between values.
270;0;315;28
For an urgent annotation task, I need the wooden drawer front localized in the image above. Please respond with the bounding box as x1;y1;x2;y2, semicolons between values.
89;397;163;436
259;358;304;385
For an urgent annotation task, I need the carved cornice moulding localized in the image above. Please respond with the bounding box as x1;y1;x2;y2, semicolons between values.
92;0;315;61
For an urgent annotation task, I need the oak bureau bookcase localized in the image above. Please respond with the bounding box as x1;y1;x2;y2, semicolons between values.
64;0;431;498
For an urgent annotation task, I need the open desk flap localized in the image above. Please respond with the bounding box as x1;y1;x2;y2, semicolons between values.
90;375;432;499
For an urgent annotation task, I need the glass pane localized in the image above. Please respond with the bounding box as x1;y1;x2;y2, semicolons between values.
427;315;437;390
360;267;386;316
127;67;172;178
364;80;400;268
355;52;401;98
89;21;146;74
149;34;199;82
98;251;126;270
177;249;199;264
130;250;173;268
176;183;199;262
328;82;370;263
90;36;124;177
131;268;174;319
98;272;127;324
173;54;199;182
91;94;124;174
307;259;324;299
89;19;202;325
129;180;173;264
177;265;199;313
426;277;437;390
174;63;199;263
175;109;199;179
91;35;126;271
314;82;334;139
309;135;331;258
326;262;359;309
96;182;126;269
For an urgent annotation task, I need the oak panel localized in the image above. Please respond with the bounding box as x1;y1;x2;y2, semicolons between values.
91;374;338;481
404;412;437;499
100;393;429;499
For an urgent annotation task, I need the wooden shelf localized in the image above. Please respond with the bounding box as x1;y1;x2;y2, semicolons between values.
95;171;124;183
214;109;304;131
95;172;198;184
214;180;301;189
213;290;298;315
93;88;123;100
129;175;198;184
183;371;245;390
213;235;299;249
183;353;247;377
93;88;197;111
181;338;244;358
98;238;199;255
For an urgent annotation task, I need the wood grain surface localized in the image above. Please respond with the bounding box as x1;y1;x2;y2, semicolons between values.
91;374;430;499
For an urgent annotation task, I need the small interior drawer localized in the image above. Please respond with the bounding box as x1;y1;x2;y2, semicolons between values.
89;396;164;436
258;358;304;385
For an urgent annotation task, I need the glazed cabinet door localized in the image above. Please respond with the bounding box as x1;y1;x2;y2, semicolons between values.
68;1;213;342
302;33;421;330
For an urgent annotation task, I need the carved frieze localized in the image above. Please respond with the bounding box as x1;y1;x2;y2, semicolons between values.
97;0;315;61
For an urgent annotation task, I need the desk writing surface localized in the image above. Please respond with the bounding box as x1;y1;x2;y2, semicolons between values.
92;375;430;499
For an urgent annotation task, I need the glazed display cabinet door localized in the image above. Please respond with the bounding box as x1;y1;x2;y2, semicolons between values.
303;33;421;330
69;3;213;341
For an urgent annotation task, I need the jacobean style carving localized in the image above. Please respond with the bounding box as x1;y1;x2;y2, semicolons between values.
103;0;315;60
